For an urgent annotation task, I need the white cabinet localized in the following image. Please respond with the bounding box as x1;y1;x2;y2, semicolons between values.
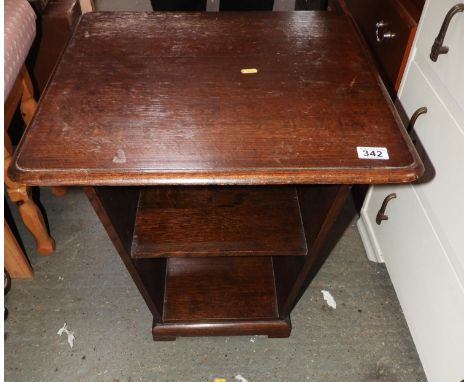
413;0;464;116
357;1;464;381
359;185;463;382
400;62;464;284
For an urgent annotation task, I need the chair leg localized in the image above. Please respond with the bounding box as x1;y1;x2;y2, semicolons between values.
19;66;36;125
4;220;33;278
4;67;54;256
4;145;55;256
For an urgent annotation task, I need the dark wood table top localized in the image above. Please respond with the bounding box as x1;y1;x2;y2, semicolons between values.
11;11;423;186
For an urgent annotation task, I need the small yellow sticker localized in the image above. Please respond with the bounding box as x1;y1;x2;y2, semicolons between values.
213;379;227;382
241;68;258;74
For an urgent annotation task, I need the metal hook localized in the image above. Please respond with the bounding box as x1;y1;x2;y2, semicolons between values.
407;106;428;136
430;3;464;62
376;193;397;225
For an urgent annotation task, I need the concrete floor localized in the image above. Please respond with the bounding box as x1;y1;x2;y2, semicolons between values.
5;188;427;382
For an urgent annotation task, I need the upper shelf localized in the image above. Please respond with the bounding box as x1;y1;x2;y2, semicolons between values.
131;186;307;258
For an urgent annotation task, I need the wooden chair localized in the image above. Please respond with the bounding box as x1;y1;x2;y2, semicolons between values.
4;0;57;277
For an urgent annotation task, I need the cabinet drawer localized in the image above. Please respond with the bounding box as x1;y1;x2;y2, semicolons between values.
347;0;416;91
398;61;463;281
360;184;463;382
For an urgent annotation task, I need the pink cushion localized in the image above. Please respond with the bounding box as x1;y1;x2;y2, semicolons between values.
4;0;36;100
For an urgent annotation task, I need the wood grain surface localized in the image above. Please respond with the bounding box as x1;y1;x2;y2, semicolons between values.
10;12;423;186
132;186;306;258
163;256;278;322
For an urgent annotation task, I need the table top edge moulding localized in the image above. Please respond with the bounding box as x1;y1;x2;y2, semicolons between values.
9;11;423;187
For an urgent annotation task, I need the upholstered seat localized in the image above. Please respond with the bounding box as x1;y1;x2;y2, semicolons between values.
4;0;36;99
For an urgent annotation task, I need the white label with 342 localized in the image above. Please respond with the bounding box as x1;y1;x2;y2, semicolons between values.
356;147;389;160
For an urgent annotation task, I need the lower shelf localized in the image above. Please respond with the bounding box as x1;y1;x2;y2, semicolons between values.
163;256;279;322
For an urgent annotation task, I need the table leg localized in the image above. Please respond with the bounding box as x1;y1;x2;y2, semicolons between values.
4;148;55;256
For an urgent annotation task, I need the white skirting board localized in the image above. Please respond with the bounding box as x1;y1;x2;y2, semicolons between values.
356;217;384;263
356;186;384;264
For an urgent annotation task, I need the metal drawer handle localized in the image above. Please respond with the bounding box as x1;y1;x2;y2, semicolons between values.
375;21;396;43
407;106;428;136
376;193;397;225
430;3;464;62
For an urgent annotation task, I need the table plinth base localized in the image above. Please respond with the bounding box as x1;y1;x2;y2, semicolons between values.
152;318;292;341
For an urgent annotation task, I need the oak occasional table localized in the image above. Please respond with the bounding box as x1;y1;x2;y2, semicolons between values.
10;11;423;340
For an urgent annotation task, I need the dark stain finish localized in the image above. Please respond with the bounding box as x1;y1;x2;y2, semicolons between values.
134;258;167;316
10;12;422;185
152;317;292;340
163;256;278;322
344;0;424;94
12;12;424;340
132;186;306;258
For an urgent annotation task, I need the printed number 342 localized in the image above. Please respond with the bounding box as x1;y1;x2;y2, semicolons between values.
362;150;382;157
356;147;389;160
